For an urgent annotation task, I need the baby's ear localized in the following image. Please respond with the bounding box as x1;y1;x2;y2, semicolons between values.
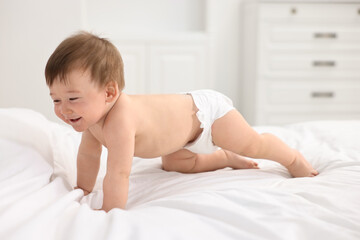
104;81;118;102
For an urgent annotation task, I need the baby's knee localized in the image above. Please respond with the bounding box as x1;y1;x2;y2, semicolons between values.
161;154;197;173
161;156;175;171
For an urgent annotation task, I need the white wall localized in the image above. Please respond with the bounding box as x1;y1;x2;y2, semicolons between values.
0;0;244;122
85;0;206;34
0;0;83;122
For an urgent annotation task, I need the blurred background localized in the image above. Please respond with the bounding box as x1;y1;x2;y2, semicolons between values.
0;0;243;123
1;0;359;125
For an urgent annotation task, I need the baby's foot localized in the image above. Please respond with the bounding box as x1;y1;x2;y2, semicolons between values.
224;150;259;170
286;150;319;177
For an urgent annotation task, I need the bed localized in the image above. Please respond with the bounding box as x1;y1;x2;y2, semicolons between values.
0;108;359;240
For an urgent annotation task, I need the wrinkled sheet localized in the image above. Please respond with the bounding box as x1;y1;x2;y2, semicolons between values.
0;108;359;240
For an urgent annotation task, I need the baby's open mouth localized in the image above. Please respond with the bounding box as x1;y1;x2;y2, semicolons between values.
70;117;81;123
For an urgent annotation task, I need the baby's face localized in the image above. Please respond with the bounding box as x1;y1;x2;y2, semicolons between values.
49;69;107;132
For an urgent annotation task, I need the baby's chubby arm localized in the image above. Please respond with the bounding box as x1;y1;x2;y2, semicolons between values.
76;130;102;195
101;117;135;212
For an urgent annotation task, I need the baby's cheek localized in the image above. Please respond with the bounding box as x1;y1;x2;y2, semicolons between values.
54;107;64;121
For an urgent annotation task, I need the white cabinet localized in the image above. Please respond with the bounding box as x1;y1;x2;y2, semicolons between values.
83;0;210;95
244;2;360;125
115;44;147;94
113;34;210;95
149;44;209;93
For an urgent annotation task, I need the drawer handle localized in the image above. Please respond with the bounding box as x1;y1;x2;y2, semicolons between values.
314;32;337;39
311;92;334;98
313;61;336;67
290;7;297;15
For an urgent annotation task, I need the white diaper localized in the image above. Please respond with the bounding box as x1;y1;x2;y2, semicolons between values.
183;89;235;154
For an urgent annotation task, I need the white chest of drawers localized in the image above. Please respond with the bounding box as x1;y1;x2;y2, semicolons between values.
243;1;360;125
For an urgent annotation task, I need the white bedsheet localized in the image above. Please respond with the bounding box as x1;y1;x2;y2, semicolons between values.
0;108;359;240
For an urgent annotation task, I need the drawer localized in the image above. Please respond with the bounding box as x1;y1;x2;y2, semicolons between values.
264;112;360;125
259;3;360;21
268;54;360;72
269;25;360;43
266;81;360;105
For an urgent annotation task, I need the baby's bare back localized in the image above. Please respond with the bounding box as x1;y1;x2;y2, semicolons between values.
128;93;201;158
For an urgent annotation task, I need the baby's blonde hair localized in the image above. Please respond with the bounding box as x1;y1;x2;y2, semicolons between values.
45;31;124;90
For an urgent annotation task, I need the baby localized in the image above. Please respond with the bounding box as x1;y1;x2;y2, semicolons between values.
45;32;318;212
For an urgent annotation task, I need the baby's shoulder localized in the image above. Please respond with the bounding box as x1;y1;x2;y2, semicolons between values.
103;95;137;130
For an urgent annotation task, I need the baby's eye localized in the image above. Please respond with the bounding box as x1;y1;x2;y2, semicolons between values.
53;99;60;104
69;97;79;101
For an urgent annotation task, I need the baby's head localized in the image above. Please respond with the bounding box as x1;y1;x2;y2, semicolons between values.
45;32;124;131
45;31;124;90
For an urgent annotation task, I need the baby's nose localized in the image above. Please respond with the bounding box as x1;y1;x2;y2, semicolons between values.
61;106;73;115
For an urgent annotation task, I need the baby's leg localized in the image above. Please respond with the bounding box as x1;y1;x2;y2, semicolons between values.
162;149;258;173
211;110;318;177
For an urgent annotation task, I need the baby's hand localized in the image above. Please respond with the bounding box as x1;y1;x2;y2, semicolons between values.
74;186;91;196
286;150;319;177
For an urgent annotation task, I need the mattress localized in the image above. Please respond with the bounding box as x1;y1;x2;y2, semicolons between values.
0;108;359;240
